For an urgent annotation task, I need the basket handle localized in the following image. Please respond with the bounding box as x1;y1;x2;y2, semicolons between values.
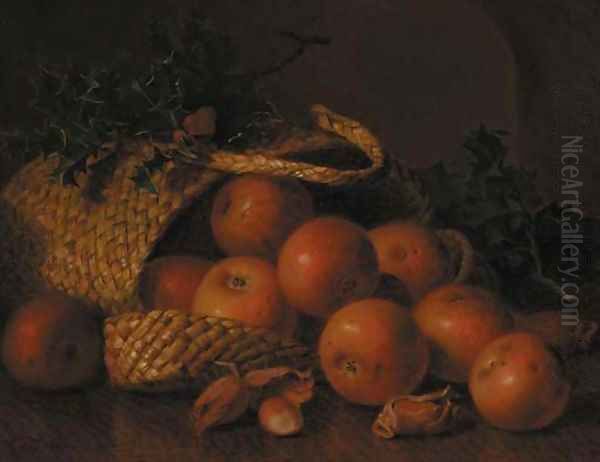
201;105;385;186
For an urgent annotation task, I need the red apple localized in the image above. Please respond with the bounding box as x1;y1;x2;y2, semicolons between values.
2;292;104;390
318;298;429;405
369;221;450;302
210;174;314;260
192;256;291;333
277;216;379;318
138;256;213;312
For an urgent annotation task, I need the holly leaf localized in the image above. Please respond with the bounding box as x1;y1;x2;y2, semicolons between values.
422;126;575;307
421;161;465;212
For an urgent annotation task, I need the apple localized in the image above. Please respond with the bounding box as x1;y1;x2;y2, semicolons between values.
192;256;291;334
412;283;514;383
318;298;429;405
2;292;104;390
368;221;450;302
277;216;379;318
210;174;314;260
138;255;213;312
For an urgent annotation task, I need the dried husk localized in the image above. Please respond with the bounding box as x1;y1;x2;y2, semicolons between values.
191;365;314;433
244;367;315;408
372;386;470;438
191;374;251;433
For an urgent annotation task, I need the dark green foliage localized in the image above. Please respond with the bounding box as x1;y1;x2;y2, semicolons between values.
8;16;265;188
1;14;331;190
422;126;599;308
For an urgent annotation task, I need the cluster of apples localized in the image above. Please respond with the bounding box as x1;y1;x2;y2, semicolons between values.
140;174;452;328
0;172;571;435
139;173;571;433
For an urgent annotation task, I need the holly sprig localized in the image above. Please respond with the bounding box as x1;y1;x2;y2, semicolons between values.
20;17;243;188
5;15;329;191
422;126;599;308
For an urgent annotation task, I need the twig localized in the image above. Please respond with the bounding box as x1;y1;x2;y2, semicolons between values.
228;31;331;80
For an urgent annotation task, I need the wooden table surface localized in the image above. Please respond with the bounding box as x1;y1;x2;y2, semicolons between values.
1;352;599;462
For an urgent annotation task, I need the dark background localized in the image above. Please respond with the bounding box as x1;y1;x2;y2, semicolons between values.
0;0;598;214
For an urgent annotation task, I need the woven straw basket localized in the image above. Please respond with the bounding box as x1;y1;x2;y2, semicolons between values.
0;105;434;318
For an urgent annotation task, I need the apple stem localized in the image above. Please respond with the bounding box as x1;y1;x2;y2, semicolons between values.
344;360;358;375
228;276;248;289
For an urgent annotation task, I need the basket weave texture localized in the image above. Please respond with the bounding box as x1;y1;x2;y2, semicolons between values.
0;105;430;317
0;143;221;316
436;229;500;291
104;309;314;392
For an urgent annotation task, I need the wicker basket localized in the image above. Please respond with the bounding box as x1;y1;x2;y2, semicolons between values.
0;105;432;318
436;229;500;292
